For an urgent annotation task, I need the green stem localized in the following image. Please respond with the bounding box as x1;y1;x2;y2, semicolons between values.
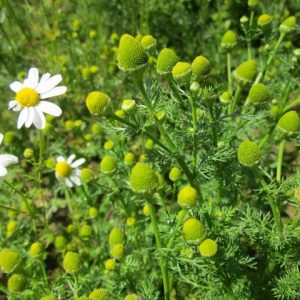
38;260;48;286
227;52;232;94
148;202;170;300
0;204;26;214
38;130;47;222
276;140;286;183
167;209;187;248
228;85;242;114
189;95;198;169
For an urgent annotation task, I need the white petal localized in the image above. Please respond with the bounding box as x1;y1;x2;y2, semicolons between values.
27;67;39;88
36;74;62;94
37;101;62;117
65;178;73;187
25;107;35;128
56;156;65;162
67;154;76;164
0;165;7;177
0;154;19;166
17;108;29;129
13;106;22;112
10;81;23;93
8;100;18;109
70;176;81;186
0;134;3;145
71;158;85;168
39;73;51;85
40;86;67;99
32;108;46;129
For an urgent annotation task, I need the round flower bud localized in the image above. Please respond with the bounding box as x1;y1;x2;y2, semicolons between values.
141;35;157;51
247;83;270;104
198;239;218;257
124;152;135;166
81;168;94;182
54;235;67;250
90;65;99;74
88;207;98;218
190;81;200;93
169;167;181;182
125;294;139;300
122;99;136;112
240;16;249;23
63;251;80;274
74;120;83;127
46;157;56;169
156;48;179;75
126;217;136;226
40;295;56;300
145;139;154;150
29;242;44;257
24;148;34;158
104;140;114;150
4;131;16;145
248;0;258;7
115;109;125;118
237;140;261;167
142;204;150;216
67;224;75;234
234;60;257;84
7;273;26;292
111;243;125;259
79;224;92;237
130;162;159;194
156;110;165;120
109;227;125;246
6;220;17;237
258;14;273;26
172;62;192;85
104;258;116;270
191;56;210;82
86;91;110;116
0;248;20;273
277;111;300;135
181;247;193;258
65;120;74;131
177;186;197;208
280;16;296;34
219;91;232;104
117;34;148;73
182;218;206;244
92;123;102;134
89;289;110;300
100;155;117;174
221;30;237;50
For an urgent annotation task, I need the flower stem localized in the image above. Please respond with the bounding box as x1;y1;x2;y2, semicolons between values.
167;209;187;249
228;85;241;114
276;139;286;183
227;52;232;94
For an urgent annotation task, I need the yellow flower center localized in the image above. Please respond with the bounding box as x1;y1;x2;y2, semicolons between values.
15;87;40;107
55;162;72;178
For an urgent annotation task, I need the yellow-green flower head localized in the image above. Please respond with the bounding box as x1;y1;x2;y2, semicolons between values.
29;242;44;257
191;56;210;82
124;294;139;300
172;62;192;85
177;186;197;208
54;235;67;250
6;220;17;236
100;155;117;174
237;140;261;167
67;224;75;234
198;239;218;257
130;162;159;194
86;91;110;116
124;152;135;166
234;60;257;84
117;34;148;73
81;168;94;182
0;248;20;273
89;30;97;39
115;109;125;118
92;123;102;134
104;258;116;270
247;83;270;104
122;99;136;112
24;148;34;158
79;224;92;237
143;204;150;216
109;227;125;245
90;65;99;74
89;288;110;300
156;48;179;75
258;14;273;26
145;139;154;149
104;140;114;150
248;0;258;7
7;273;26;292
280;16;296;34
219;91;232;104
46;157;56;169
240;15;249;23
126;217;136;226
277;111;300;135
141;35;157;51
88;207;98;218
169;167;181;182
40;295;56;300
221;30;237;50
111;243;125;259
65;120;74;131
63;251;80;274
182;218;206;244
4;131;15;145
190;81;200;93
181;247;193;258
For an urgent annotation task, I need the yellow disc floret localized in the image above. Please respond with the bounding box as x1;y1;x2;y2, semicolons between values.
86;91;110;116
237;140;261;167
172;62;192;85
55;161;72;178
109;227;125;245
191;56;211;82
7;274;26;292
156;48;179;75
277;111;300;135
89;288;110;300
198;239;218;257
182;218;206;244
16;87;40;107
177;186;197;208
63;251;80;274
0;248;20;273
234;60;257;84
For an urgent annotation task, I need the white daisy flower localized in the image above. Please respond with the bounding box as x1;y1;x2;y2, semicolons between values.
8;67;67;129
55;155;85;187
0;133;18;179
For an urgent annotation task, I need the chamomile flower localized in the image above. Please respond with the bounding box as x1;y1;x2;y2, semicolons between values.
8;67;66;129
55;155;85;187
0;133;18;179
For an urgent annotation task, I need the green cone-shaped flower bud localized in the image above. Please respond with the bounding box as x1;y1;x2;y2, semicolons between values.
169;167;181;182
125;294;140;300
198;239;218;257
79;224;92;237
177;186;197;208
141;35;157;51
280;16;296;34
124;152;135;166
7;273;26;292
258;14;273;26
130;162;159;194
29;242;44;257
219;91;232;104
156;48;179;75
86;91;110;116
111;243;125;259
247;83;270;104
89;289;110;300
109;227;125;245
40;296;56;300
221;30;237;50
172;62;192;85
0;248;20;273
237;140;261;167
117;34;148;73
100;155;117;174
191;56;210;82
234;60;257;84
277;111;300;135
63;251;80;274
182;218;206;244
